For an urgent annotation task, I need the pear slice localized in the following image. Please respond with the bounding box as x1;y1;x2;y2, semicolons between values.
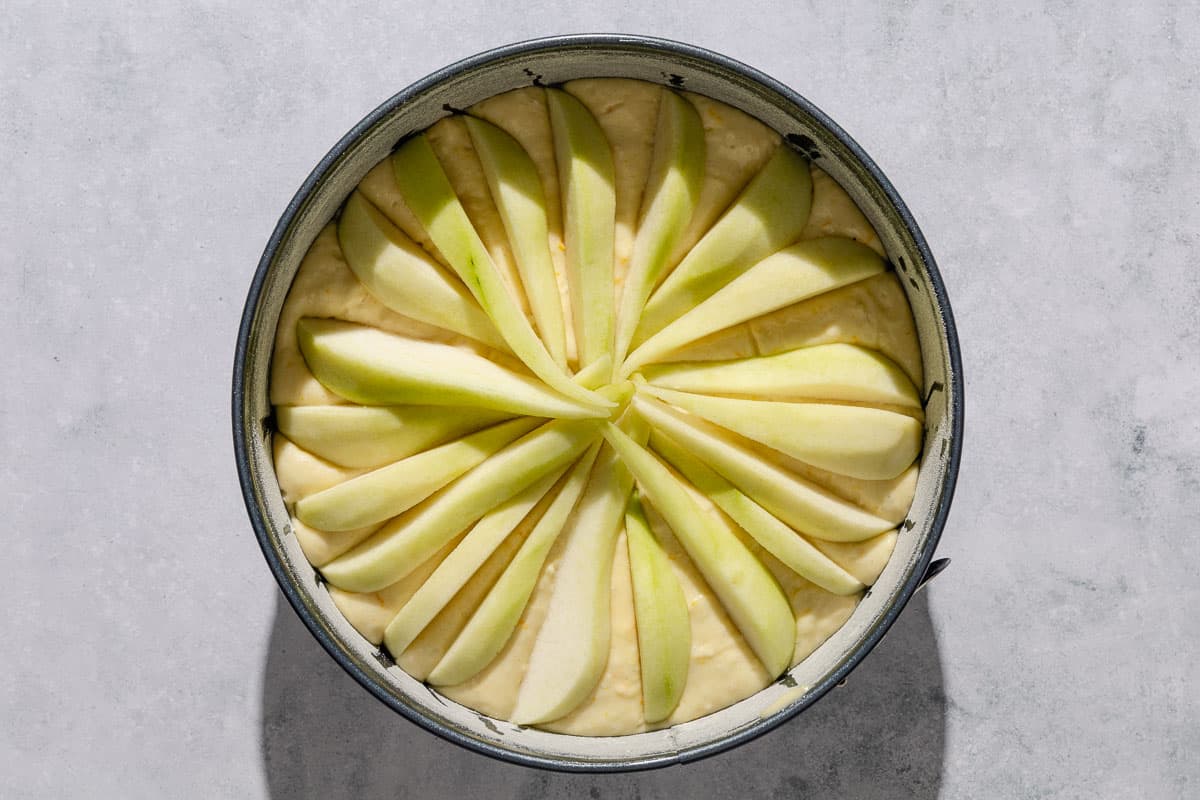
624;236;884;373
640;343;920;409
511;439;638;726
545;88;616;367
630;145;812;349
464;116;569;367
320;418;599;593
326;532;465;644
564;78;663;293
296;318;601;419
630;394;892;542
390;134;611;412
625;493;690;723
602;423;794;677
665;272;923;386
671;93;780;269
294;418;540;531
810;530;898;586
648;431;862;595
383;465;568;657
613;89;705;367
641;385;922;481
337;191;506;349
274;404;513;469
428;442;602;686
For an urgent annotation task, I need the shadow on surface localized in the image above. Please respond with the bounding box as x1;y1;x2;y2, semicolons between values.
262;592;945;799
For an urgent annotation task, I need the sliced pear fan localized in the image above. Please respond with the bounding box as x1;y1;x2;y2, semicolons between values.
269;82;924;735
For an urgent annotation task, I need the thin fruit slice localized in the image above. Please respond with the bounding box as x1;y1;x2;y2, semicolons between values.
630;394;893;542
428;442;602;686
326;532;465;644
391;133;611;412
648;430;862;595
810;530;898;586
625;493;690;723
274;404;513;469
564;78;663;294
294;418;539;531
546;88;616;367
296;318;602;419
320;419;599;593
465;116;569;367
641;343;920;409
630;145;812;348
641;384;922;481
624;236;884;373
511;439;638;725
665;272;923;386
337;191;506;349
383;466;568;657
614;89;705;366
602;423;795;677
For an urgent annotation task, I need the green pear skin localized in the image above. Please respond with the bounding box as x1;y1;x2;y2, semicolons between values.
625;493;691;722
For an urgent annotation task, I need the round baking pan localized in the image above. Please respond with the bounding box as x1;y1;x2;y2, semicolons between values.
233;33;963;772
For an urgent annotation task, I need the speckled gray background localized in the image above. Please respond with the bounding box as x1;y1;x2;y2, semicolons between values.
3;2;1197;798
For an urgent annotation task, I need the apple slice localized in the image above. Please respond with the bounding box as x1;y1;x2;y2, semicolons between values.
390;133;611;412
294;418;539;532
613;89;705;367
641;384;922;481
511;438;638;726
640;343;920;409
296;318;601;419
428;442;602;686
647;431;862;595
630;145;812;349
320;418;599;593
337;191;507;350
625;493;690;723
464;116;569;367
274;404;513;469
545;88;616;368
624;236;885;373
383;465;568;657
630;394;893;542
602;423;794;677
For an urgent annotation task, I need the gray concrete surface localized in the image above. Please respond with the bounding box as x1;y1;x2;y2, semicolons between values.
3;2;1197;798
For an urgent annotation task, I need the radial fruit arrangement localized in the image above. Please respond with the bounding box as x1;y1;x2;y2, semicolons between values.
270;78;925;736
